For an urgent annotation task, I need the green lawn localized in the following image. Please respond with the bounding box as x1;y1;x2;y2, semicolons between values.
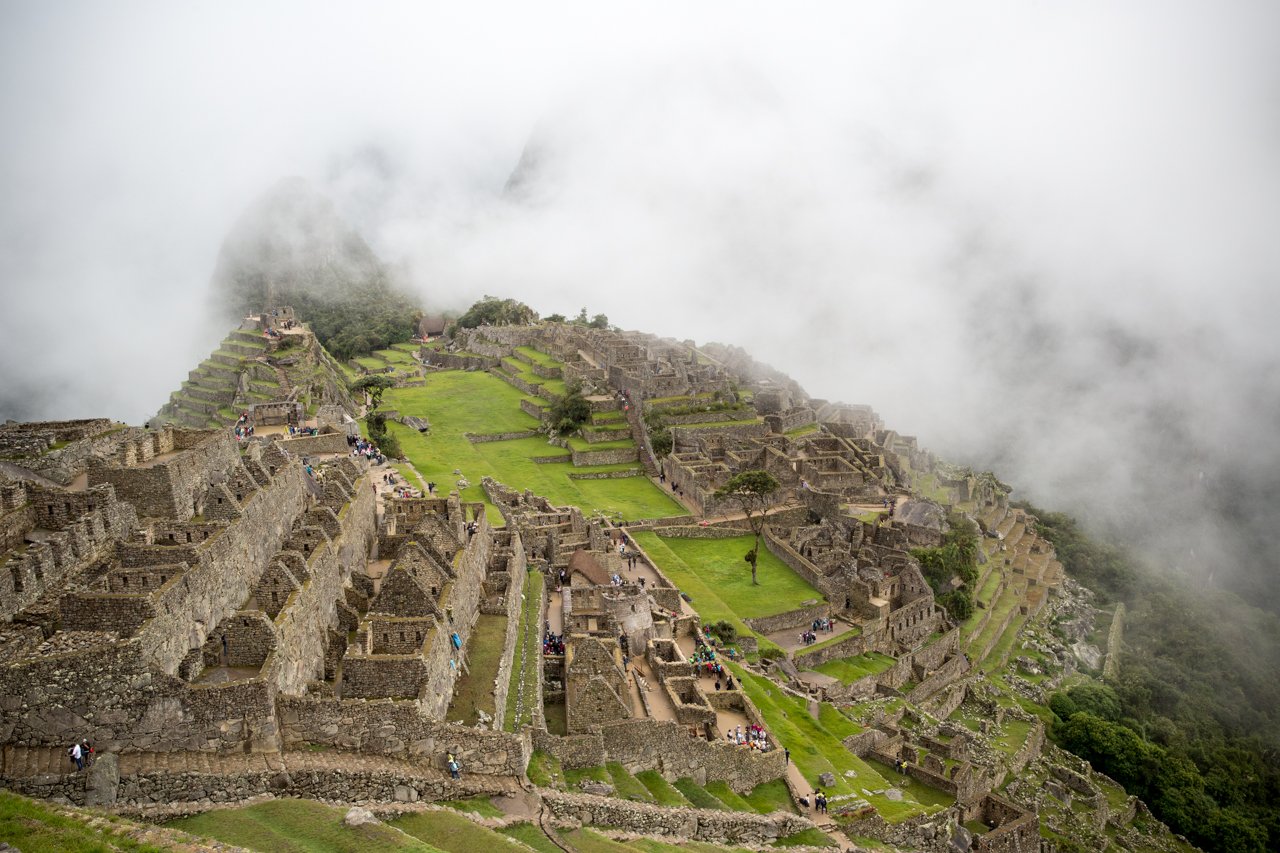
527;748;561;786
674;778;731;810
631;534;824;651
607;762;655;802
382;372;681;520
0;791;171;853
704;781;754;812
566;435;635;452
496;819;563;850
515;346;563;368
446;614;508;724
497;824;562;853
636;770;693;806
392;809;530;853
505;571;543;732
810;652;896;684
169;799;444;853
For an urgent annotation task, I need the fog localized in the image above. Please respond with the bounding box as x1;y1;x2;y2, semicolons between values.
2;2;1279;603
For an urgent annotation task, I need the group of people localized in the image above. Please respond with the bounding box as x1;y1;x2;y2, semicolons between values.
66;739;93;771
288;425;319;436
543;629;565;656
348;436;385;465
799;790;829;813
233;424;255;439
725;724;768;751
798;619;836;646
263;327;284;339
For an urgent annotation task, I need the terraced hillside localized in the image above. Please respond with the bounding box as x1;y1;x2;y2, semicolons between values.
153;325;357;428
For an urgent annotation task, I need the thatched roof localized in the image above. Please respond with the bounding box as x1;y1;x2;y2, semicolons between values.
418;316;447;336
567;549;610;586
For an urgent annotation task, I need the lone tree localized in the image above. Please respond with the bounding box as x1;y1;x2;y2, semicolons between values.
713;470;781;585
351;374;397;410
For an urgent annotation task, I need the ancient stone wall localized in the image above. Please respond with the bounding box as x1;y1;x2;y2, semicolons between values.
761;528;837;600
743;603;832;636
278;695;529;775
535;717;786;792
274;432;349;457
89;429;238;521
466;430;540;443
135;463;308;675
571;446;639;466
272;475;376;694
541;790;813;844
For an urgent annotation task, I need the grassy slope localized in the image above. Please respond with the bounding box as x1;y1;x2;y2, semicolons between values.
169;799;446;853
505;571;543;731
810;652;896;683
728;663;947;822
384;372;681;520
446;614;508;724
0;791;170;853
391;810;531;853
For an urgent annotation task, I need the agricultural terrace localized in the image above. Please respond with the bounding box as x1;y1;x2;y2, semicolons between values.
379;371;683;522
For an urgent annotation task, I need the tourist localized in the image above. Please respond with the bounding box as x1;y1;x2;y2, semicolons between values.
80;739;93;768
68;741;83;772
784;747;790;765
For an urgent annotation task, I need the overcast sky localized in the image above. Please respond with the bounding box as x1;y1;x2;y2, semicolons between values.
2;2;1279;597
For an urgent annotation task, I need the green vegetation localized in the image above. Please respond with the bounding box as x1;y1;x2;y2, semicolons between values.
526;748;561;787
435;797;505;818
636;770;693;807
446;614;508;724
704;781;754;812
565;764;611;788
505;571;543;731
910;511;979;621
674;777;731;810
0;790;170;853
383;372;681;520
607;761;656;802
741;779;798;815
365;411;403;459
771;828;836;847
352;373;398;409
391;809;530;853
168;798;444;853
549;379;593;432
712;470;782;586
449;296;537;336
1021;502;1280;853
811;651;897;684
729;664;945;822
632;533;823;653
497;824;562;853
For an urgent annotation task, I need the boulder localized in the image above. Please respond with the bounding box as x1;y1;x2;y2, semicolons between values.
344;807;381;827
83;753;119;808
818;772;836;787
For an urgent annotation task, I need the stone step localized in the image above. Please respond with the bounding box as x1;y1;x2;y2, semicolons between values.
210;351;244;367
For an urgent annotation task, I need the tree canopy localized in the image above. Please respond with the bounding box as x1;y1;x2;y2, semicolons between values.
451;296;537;333
713;470;782;585
350;374;397;410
